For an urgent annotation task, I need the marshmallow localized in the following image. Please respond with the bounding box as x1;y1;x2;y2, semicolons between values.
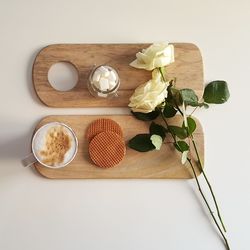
108;71;117;82
91;66;118;94
92;71;101;82
99;66;110;77
99;77;109;91
109;81;116;89
93;80;101;89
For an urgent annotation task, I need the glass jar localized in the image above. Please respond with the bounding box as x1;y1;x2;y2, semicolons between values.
88;65;120;98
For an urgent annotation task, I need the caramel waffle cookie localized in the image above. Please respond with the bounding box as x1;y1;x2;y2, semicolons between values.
89;131;126;168
86;118;123;142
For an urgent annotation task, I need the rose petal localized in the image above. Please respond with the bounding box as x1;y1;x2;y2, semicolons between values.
129;42;174;71
181;151;188;164
150;134;163;150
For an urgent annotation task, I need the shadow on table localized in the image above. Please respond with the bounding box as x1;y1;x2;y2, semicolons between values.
0;132;31;160
0;119;43;179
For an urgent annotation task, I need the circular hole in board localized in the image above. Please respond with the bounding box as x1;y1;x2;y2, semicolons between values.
48;62;79;91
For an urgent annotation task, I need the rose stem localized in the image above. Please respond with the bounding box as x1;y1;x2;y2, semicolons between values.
175;99;227;233
159;66;228;245
187;158;230;250
160;112;230;249
190;136;227;232
180;103;227;232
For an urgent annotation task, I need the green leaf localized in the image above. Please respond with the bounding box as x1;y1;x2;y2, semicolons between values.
131;110;160;121
169;126;188;139
150;134;163;150
174;141;189;153
180;89;199;106
182;117;196;135
128;134;155;152
166;87;182;106
149;122;167;140
163;103;177;118
203;80;230;104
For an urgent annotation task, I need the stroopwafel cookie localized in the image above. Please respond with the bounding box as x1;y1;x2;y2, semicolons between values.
86;118;123;142
89;131;126;168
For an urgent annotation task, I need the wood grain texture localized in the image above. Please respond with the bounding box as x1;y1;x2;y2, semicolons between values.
34;115;204;179
33;43;204;107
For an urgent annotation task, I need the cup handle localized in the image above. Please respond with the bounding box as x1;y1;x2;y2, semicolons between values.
22;153;37;167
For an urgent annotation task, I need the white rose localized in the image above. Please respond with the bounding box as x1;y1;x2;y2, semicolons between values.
130;42;174;71
128;70;169;113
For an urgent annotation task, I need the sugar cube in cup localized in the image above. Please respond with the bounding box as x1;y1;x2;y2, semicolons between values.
88;65;120;98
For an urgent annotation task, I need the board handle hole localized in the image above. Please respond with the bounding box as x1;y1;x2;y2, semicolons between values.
48;62;79;91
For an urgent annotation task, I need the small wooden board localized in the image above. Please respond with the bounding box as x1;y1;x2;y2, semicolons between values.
33;43;204;107
34;115;204;179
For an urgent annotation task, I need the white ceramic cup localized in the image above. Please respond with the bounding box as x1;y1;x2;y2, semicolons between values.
22;122;78;168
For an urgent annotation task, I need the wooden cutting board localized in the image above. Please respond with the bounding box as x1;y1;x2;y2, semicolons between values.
34;115;204;179
33;43;204;107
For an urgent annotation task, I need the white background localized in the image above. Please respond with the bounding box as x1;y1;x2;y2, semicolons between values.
0;0;249;249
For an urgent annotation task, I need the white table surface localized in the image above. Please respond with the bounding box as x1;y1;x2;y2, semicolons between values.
0;0;249;249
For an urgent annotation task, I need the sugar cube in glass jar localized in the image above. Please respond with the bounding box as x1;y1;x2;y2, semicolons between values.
88;65;120;98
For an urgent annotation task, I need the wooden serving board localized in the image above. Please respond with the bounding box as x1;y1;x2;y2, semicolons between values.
34;115;204;179
33;43;204;107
